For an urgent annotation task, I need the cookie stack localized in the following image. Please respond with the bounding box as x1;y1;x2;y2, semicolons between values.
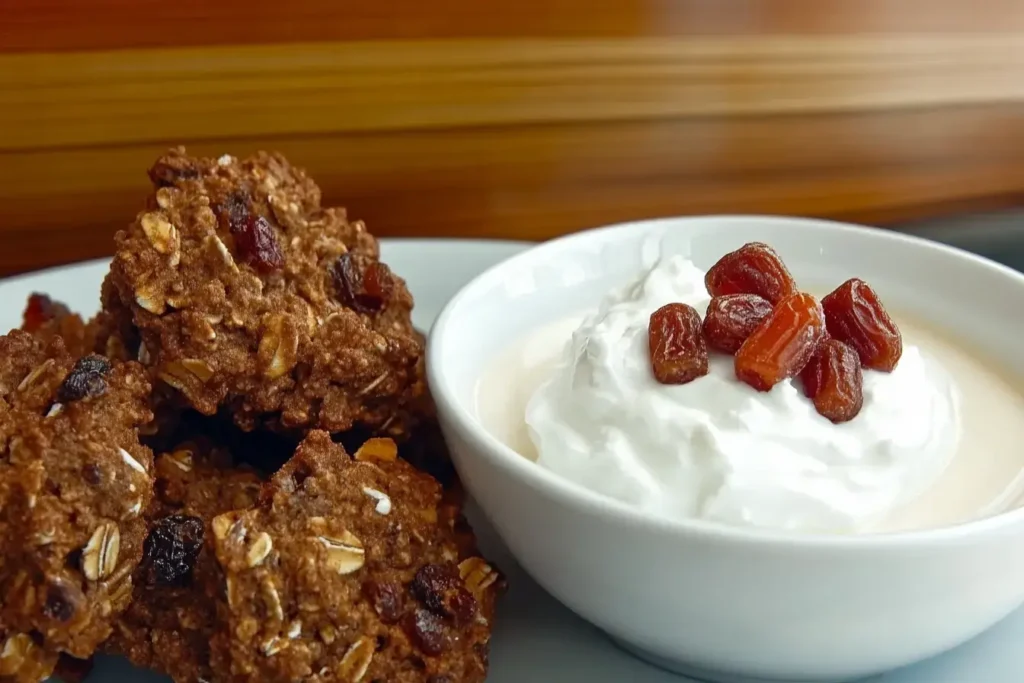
0;150;502;683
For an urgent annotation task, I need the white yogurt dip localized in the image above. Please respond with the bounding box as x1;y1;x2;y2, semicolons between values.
476;256;1024;534
520;256;961;533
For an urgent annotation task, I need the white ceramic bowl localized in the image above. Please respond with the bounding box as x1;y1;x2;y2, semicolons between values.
427;216;1024;682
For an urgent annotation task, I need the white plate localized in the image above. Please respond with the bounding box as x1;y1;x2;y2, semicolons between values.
2;238;1022;683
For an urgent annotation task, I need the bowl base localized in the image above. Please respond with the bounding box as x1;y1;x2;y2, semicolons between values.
609;636;865;683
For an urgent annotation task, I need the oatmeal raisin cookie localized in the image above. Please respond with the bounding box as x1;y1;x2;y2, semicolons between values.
208;431;501;683
106;148;427;438
0;332;153;682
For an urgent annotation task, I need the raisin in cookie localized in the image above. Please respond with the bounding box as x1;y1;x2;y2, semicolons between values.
106;439;261;683
209;431;501;683
0;332;153;682
19;294;100;361
105;148;427;438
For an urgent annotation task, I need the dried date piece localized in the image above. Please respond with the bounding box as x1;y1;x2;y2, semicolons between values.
734;292;825;391
821;278;902;372
705;242;798;305
702;294;774;354
57;354;112;402
800;339;864;423
141;514;205;587
648;303;709;385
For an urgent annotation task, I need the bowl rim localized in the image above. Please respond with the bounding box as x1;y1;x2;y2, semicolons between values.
427;214;1024;549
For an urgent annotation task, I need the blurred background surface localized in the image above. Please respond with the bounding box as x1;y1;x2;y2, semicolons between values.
2;0;1024;275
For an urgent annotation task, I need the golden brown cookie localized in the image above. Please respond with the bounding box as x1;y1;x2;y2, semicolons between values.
0;332;153;682
209;431;502;683
105;148;427;438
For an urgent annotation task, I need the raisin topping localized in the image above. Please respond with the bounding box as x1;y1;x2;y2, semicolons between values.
446;590;478;627
57;355;112;403
332;253;395;314
734;292;825;391
705;242;797;304
702;293;774;355
800;338;864;423
404;609;449;656
22;293;69;333
648;303;709;385
142;515;205;587
410;563;477;625
232;215;284;273
637;244;900;423
361;262;396;309
821;278;903;372
212;190;284;272
365;580;405;623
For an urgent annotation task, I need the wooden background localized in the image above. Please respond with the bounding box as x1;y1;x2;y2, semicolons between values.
2;0;1024;275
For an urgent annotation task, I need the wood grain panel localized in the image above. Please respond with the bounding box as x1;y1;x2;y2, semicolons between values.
3;105;1023;275
4;36;1024;151
3;6;1024;277
4;0;1024;51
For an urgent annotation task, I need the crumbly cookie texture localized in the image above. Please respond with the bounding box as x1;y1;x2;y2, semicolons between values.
209;431;502;683
0;331;153;682
107;147;426;437
106;439;261;683
19;294;101;360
